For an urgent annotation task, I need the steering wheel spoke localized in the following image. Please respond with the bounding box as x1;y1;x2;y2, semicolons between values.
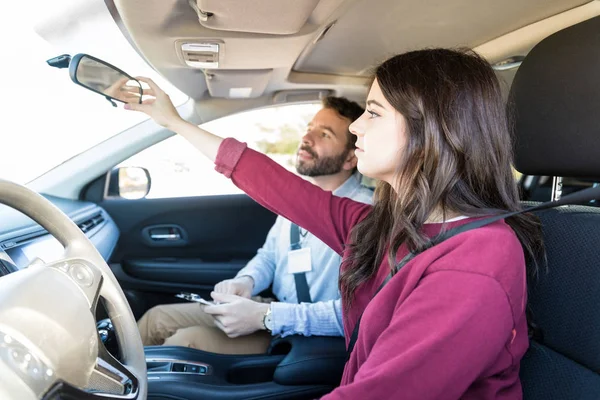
46;256;104;311
40;340;140;399
80;340;139;398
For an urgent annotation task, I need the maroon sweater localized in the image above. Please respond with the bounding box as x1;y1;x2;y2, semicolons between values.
215;138;528;400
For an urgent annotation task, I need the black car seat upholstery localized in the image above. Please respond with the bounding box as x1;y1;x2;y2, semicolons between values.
510;15;600;399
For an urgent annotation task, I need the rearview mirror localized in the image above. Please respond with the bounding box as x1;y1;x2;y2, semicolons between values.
68;54;142;107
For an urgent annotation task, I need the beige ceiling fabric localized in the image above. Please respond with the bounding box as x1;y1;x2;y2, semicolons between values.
110;0;599;115
192;0;320;34
295;0;589;76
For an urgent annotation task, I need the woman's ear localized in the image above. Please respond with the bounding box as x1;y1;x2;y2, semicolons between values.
343;149;358;171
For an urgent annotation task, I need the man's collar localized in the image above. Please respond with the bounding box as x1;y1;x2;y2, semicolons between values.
333;171;362;197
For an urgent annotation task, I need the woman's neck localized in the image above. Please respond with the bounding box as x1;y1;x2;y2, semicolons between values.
425;208;463;224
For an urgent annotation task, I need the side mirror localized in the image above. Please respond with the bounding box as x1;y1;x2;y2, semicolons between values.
68;54;142;107
106;167;151;200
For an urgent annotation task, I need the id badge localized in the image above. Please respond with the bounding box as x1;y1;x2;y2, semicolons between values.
288;248;312;274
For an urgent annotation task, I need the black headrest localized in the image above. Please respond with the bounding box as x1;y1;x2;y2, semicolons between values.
510;16;600;178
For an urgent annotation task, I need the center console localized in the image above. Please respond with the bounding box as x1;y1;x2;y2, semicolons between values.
147;357;210;375
143;335;346;400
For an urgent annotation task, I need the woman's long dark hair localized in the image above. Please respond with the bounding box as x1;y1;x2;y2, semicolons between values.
341;48;544;305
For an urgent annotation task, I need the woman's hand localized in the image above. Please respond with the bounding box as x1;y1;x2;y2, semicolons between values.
103;76;141;104
124;77;183;129
124;76;223;162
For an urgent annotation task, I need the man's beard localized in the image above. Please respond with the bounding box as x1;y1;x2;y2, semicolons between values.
295;145;350;177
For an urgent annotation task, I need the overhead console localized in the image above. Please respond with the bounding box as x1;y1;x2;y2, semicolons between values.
175;39;273;98
111;0;356;101
178;0;341;99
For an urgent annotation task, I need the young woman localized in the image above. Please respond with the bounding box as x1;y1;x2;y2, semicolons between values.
126;48;543;399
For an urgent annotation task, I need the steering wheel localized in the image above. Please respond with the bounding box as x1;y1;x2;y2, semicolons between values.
0;179;147;399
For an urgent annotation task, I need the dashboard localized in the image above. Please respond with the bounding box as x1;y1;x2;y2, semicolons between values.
0;194;119;274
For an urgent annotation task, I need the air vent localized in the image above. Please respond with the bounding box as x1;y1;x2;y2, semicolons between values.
78;213;105;234
0;252;17;275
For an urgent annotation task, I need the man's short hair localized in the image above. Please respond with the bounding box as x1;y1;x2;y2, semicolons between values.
322;96;364;149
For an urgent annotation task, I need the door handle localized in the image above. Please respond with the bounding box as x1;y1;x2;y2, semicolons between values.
150;232;181;241
142;225;187;246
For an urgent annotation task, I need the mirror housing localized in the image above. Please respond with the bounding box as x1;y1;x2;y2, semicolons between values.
68;54;142;107
106;167;151;200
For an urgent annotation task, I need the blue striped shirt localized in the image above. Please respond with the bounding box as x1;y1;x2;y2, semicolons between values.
236;172;373;337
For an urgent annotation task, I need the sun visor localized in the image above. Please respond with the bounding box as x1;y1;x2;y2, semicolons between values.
189;0;320;35
204;69;272;98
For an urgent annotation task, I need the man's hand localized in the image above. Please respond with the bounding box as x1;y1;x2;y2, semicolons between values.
213;276;254;298
203;292;270;338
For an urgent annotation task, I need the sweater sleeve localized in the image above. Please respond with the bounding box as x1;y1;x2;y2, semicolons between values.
215;138;371;255
321;271;516;400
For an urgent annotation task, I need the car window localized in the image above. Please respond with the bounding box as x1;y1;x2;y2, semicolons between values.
0;0;188;184
116;103;322;198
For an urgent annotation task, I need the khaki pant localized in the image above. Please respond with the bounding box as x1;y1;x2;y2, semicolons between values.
137;297;272;355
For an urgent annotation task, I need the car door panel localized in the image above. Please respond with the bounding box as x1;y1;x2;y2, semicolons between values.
121;258;245;286
90;187;277;316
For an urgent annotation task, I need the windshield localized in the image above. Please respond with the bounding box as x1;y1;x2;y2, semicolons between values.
0;0;188;184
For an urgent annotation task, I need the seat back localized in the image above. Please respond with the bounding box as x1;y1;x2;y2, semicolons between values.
509;16;600;399
520;206;600;399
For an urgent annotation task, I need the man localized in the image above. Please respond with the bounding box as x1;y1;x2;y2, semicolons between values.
137;96;373;354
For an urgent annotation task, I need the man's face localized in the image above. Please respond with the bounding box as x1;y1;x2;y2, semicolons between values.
296;108;354;177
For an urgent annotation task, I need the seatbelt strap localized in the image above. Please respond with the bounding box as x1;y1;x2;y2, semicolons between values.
290;223;312;303
346;184;600;360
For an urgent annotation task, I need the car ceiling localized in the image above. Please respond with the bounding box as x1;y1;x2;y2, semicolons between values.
108;0;600;120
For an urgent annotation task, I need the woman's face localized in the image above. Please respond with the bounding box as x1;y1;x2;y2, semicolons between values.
349;79;408;185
